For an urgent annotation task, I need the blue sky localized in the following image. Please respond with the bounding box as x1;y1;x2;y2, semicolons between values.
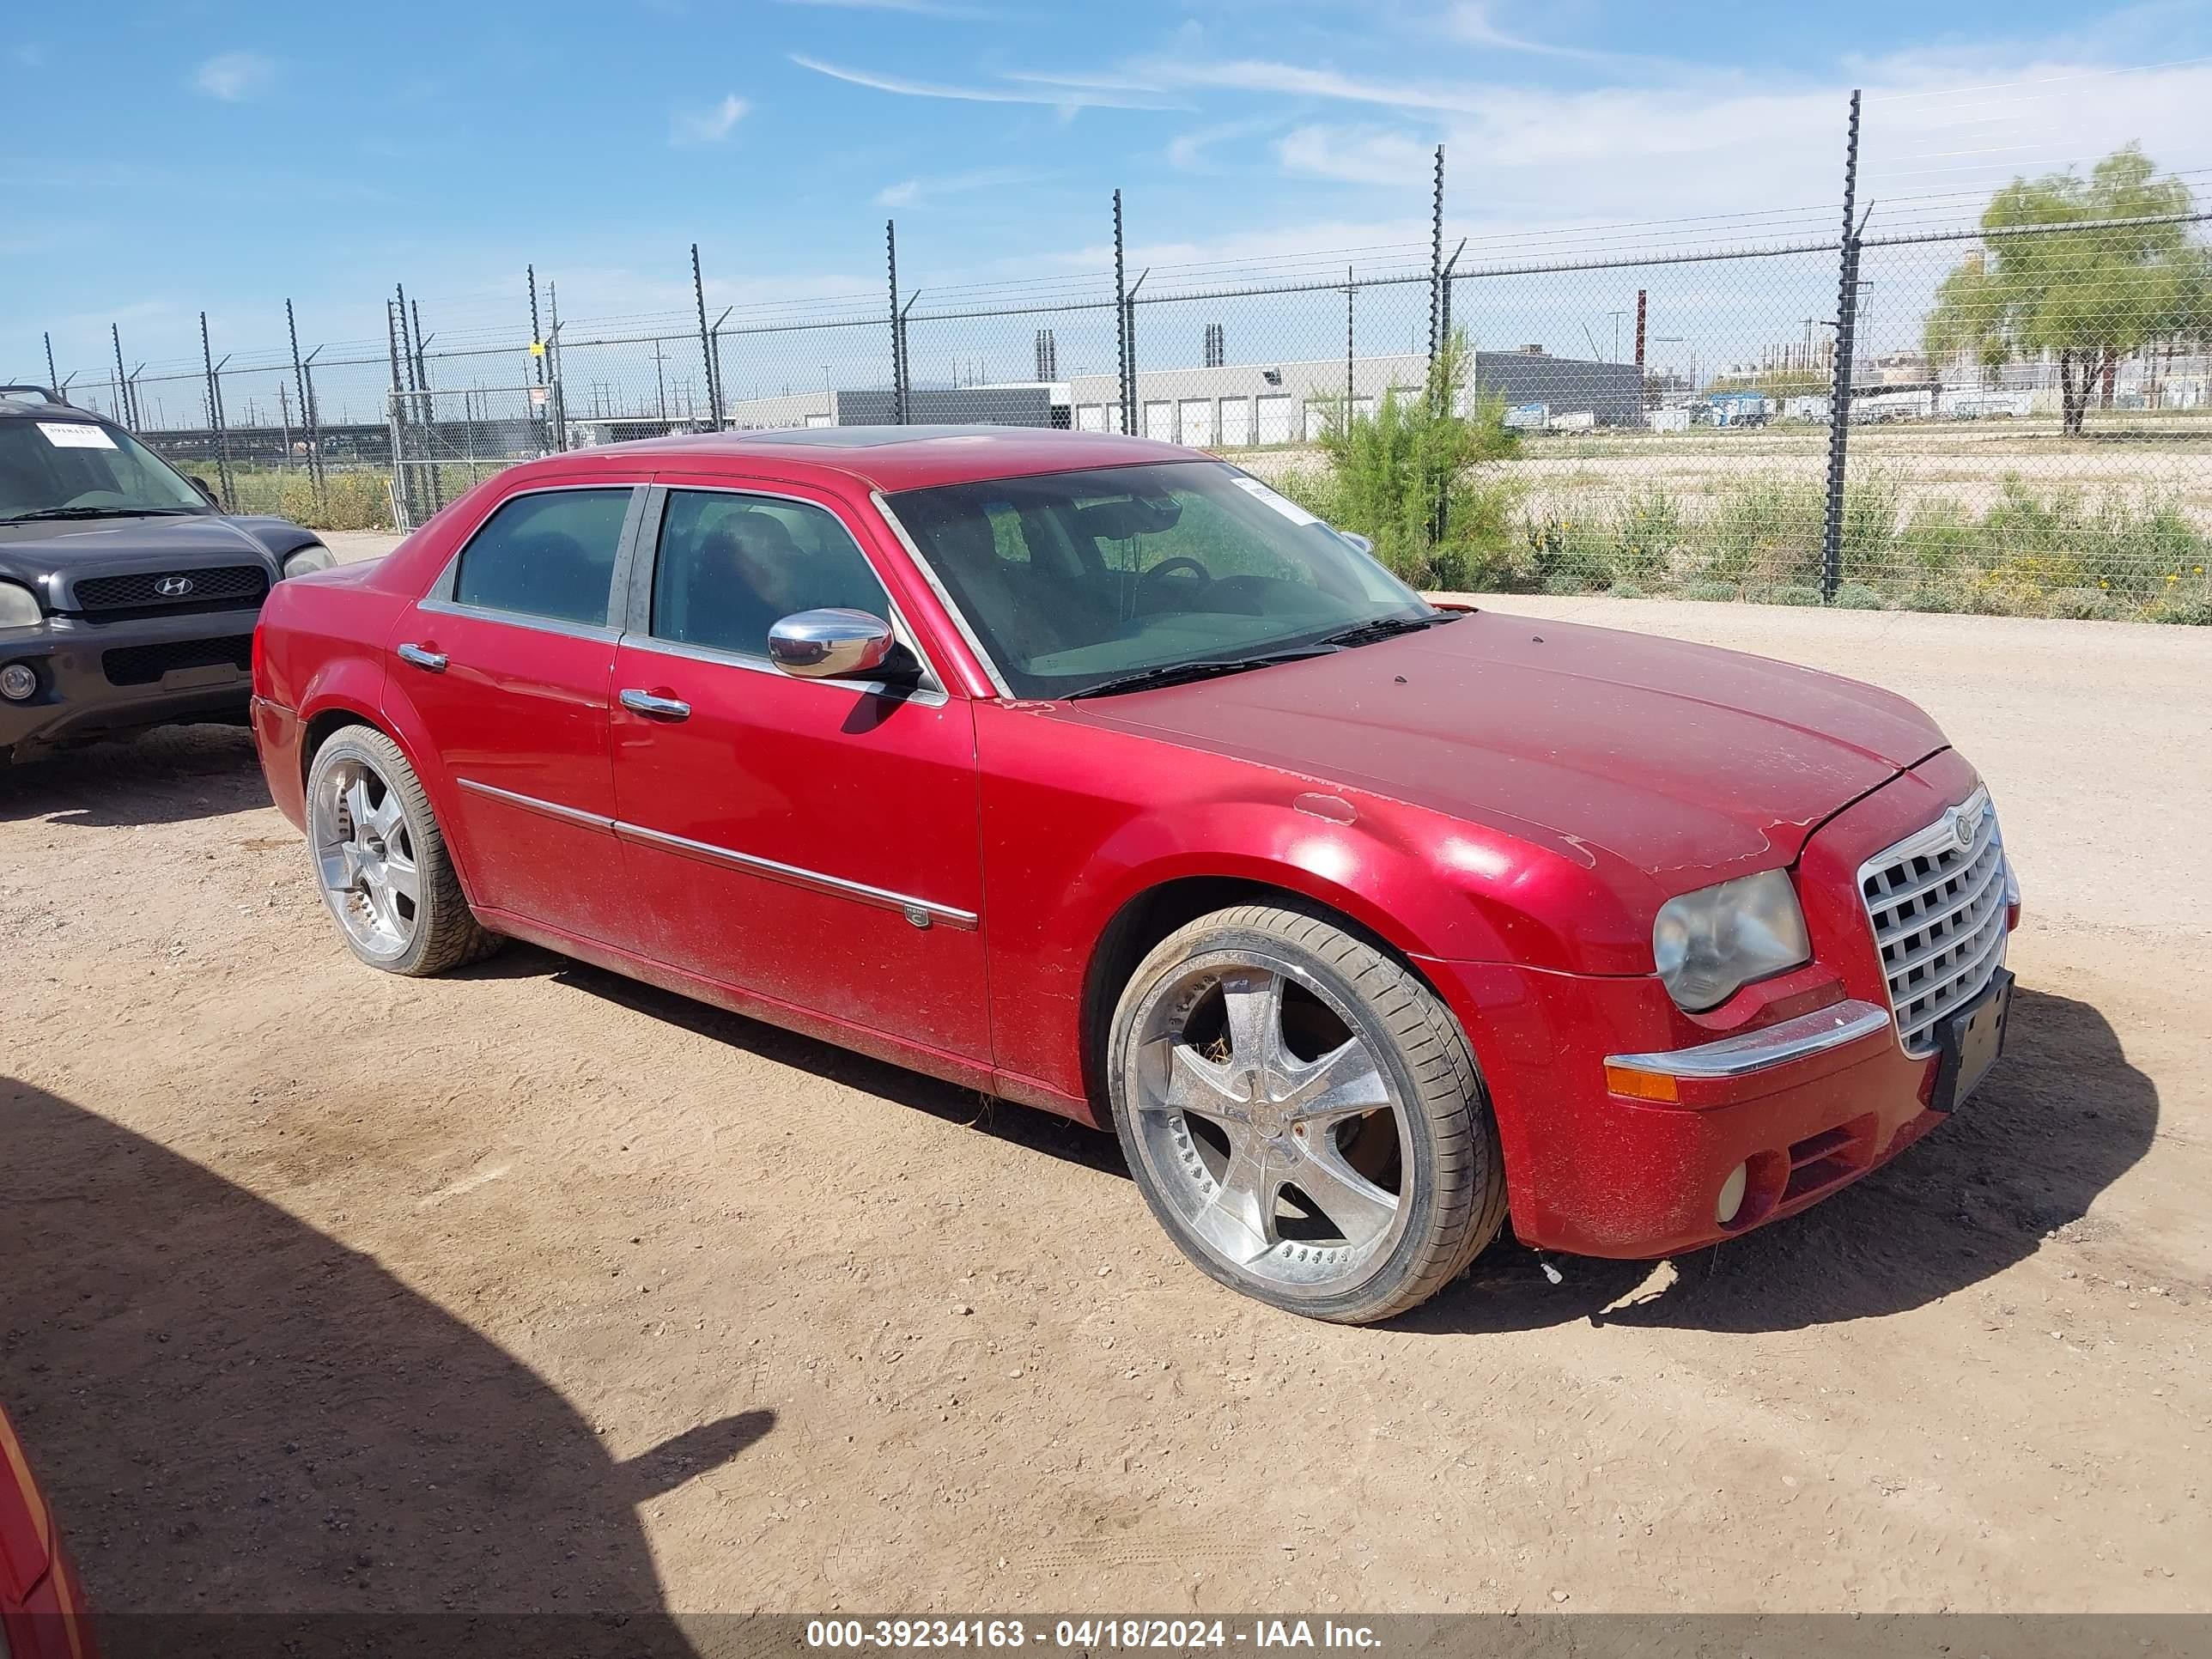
8;0;2212;389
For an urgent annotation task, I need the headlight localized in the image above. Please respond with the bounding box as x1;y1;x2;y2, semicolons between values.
0;580;41;629
282;544;336;579
1651;868;1811;1012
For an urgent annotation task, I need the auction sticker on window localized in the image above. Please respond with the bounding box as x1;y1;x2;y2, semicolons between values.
1229;475;1320;526
37;422;118;450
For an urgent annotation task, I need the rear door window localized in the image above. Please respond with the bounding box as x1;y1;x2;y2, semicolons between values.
453;488;634;626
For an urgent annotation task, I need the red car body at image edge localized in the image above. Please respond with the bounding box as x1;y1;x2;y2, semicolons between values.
0;1403;94;1659
252;428;2021;1323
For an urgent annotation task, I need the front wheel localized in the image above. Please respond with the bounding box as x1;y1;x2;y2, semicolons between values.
305;726;501;976
1107;903;1507;1324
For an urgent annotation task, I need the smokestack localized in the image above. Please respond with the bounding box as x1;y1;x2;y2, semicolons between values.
1634;289;1647;368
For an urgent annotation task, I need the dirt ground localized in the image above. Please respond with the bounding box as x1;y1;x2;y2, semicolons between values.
3;561;2208;1622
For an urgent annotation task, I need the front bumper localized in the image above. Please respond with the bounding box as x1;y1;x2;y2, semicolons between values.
0;607;260;761
1430;748;2017;1259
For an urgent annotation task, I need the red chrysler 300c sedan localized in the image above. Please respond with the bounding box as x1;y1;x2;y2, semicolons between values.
252;427;2020;1323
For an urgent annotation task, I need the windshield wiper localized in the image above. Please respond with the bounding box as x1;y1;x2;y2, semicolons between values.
1066;647;1338;700
1;506;200;523
1316;611;1463;650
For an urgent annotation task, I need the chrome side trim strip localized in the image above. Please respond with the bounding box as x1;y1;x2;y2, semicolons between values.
454;776;615;832
1606;1000;1892;1081
613;819;980;930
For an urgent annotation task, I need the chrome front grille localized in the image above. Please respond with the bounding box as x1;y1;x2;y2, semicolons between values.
1858;787;2009;1057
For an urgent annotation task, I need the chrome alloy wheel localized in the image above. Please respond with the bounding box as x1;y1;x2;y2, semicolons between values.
1124;951;1414;1298
310;756;421;959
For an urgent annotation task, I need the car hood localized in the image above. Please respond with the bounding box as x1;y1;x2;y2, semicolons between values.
1061;610;1948;892
0;514;304;605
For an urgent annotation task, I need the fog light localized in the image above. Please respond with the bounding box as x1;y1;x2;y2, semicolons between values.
1716;1161;1749;1226
0;663;35;702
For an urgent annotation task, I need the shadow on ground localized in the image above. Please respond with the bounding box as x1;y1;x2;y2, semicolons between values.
0;724;266;827
465;945;1131;1180
0;1079;769;1654
477;956;2156;1340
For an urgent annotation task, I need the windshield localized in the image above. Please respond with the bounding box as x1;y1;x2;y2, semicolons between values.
0;417;209;522
885;460;1431;698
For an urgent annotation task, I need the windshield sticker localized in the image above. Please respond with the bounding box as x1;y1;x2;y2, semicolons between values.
1230;475;1320;526
37;422;118;450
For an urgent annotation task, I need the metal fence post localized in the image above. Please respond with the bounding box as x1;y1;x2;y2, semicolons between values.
692;243;720;429
199;312;234;508
1345;266;1356;416
547;280;567;454
110;325;130;428
285;299;319;496
1820;88;1864;602
1114;191;1134;434
886;220;903;425
301;345;325;494
385;301;411;525
1427;145;1444;376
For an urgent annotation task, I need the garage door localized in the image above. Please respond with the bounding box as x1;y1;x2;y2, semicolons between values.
1075;404;1106;432
1255;395;1292;444
1217;398;1252;447
1144;402;1176;441
1177;399;1215;447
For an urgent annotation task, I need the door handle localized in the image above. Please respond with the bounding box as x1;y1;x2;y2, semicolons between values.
619;688;691;720
397;642;447;672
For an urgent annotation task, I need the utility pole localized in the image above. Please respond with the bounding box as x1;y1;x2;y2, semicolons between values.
1820;88;1866;604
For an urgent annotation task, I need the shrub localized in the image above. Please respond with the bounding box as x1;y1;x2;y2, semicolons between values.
2045;586;2130;621
1680;580;1740;603
1763;584;1825;607
1312;331;1522;589
1691;477;1824;587
1608;580;1646;601
1609;485;1686;587
1832;580;1886;610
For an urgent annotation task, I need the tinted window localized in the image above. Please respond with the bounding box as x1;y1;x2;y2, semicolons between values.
453;488;631;625
885;460;1425;698
651;490;890;659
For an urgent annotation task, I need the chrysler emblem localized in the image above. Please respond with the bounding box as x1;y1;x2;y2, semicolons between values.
155;574;196;598
1951;811;1974;849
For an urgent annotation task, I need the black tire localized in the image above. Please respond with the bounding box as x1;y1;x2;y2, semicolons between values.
1107;902;1507;1324
304;725;501;977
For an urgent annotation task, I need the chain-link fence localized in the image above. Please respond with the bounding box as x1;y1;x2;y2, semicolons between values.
22;117;2212;622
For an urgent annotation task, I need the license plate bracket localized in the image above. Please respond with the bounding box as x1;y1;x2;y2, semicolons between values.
1929;966;2013;1115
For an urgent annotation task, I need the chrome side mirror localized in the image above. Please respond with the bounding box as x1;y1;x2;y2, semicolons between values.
767;608;897;679
1336;529;1376;556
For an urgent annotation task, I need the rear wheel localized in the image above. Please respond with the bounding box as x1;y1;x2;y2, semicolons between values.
305;726;500;975
1107;902;1506;1324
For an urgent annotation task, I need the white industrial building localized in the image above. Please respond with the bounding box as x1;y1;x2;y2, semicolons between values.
703;348;1646;444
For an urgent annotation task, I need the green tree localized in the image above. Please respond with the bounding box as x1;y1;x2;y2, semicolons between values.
1312;331;1522;587
1923;146;2211;434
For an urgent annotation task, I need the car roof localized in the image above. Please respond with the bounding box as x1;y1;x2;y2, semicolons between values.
0;389;106;423
563;425;1209;493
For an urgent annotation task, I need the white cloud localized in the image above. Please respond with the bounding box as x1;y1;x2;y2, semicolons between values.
670;92;748;146
875;167;1034;207
792;54;1181;111
1277;125;1437;185
192;52;274;102
1165;117;1279;171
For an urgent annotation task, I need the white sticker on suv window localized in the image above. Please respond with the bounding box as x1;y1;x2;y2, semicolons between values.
37;422;118;450
1230;474;1320;526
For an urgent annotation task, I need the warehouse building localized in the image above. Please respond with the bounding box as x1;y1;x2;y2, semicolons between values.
709;346;1644;443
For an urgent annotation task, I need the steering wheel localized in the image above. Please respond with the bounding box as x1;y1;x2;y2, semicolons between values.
1135;556;1212;605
